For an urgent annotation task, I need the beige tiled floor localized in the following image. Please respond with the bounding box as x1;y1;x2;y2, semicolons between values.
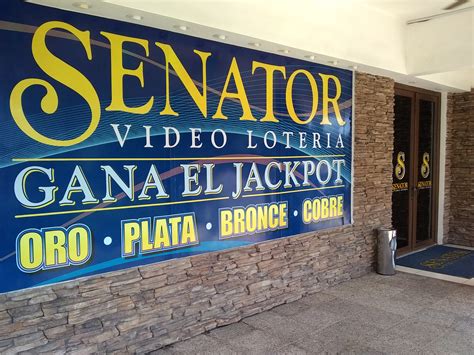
156;272;473;354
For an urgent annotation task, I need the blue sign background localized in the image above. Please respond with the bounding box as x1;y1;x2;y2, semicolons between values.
0;0;352;293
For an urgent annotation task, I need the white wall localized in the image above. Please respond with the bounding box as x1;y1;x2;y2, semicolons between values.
405;10;473;76
419;69;473;92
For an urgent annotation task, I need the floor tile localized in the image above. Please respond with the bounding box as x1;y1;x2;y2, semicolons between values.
408;307;459;328
383;319;450;347
242;310;308;342
161;272;472;354
422;329;474;355
161;334;238;354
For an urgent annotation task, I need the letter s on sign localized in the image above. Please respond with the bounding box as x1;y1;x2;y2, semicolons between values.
10;21;100;146
395;151;406;180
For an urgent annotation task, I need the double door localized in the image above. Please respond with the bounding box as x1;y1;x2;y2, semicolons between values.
392;85;440;254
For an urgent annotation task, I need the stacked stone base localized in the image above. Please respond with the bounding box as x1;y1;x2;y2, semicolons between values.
444;89;474;247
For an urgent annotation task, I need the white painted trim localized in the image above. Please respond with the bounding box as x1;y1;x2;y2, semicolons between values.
437;92;447;245
395;245;432;258
444;244;474;251
396;265;473;286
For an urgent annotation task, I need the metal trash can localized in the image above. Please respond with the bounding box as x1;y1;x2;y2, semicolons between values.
376;228;397;275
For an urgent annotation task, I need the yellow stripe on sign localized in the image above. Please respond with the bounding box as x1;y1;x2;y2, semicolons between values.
15;196;229;219
242;185;344;198
12;155;345;162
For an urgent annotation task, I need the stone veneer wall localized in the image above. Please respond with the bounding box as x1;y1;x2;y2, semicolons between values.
0;72;394;354
444;89;474;247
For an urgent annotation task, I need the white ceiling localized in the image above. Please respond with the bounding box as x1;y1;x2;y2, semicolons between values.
26;0;474;91
102;0;473;22
363;0;473;21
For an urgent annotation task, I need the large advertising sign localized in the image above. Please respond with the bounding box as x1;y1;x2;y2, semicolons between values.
0;1;353;293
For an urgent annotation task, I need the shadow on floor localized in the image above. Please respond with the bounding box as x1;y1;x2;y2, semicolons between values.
155;272;474;354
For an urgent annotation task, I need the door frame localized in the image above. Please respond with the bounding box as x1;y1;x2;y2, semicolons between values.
394;83;441;256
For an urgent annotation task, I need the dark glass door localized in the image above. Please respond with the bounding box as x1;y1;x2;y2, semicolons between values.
415;97;435;246
392;87;439;254
392;93;413;250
